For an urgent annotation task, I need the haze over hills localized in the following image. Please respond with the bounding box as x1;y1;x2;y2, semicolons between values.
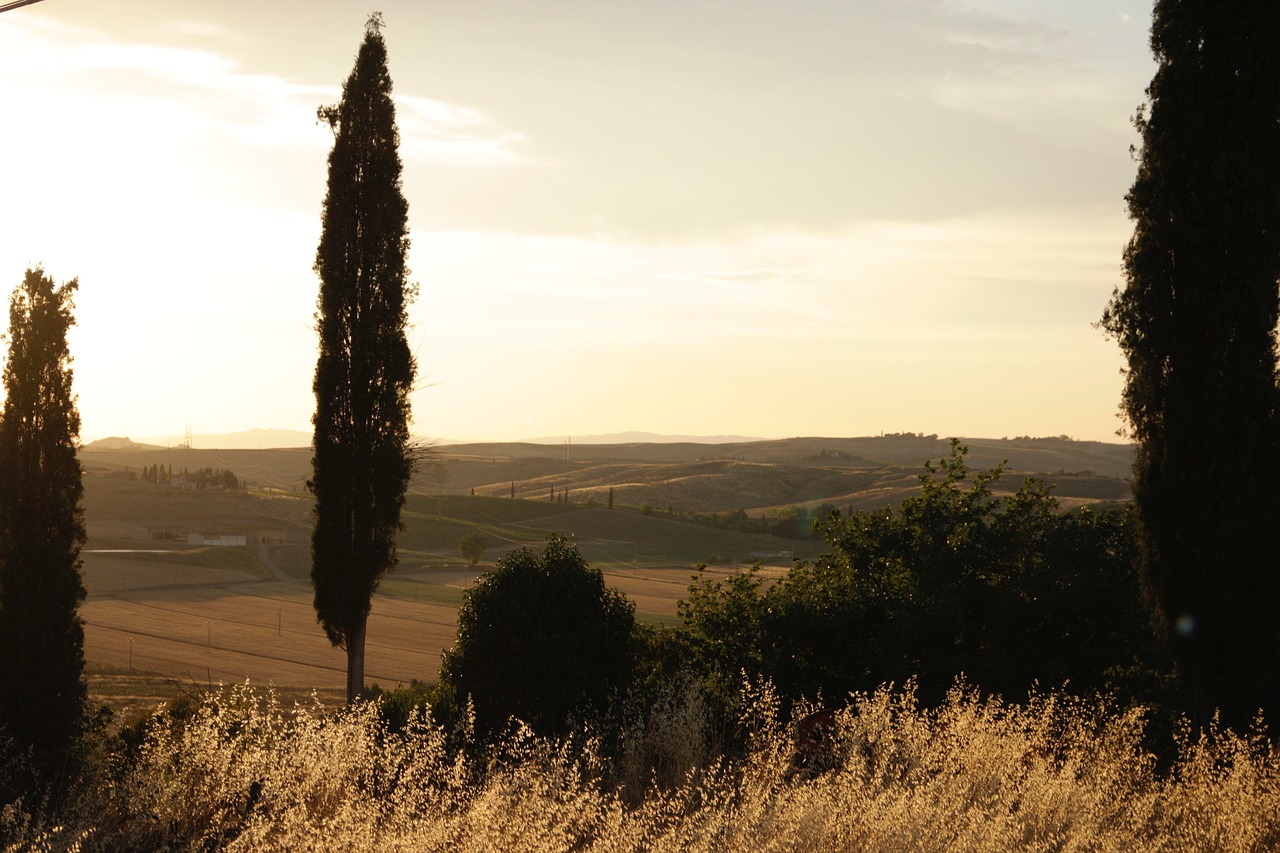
81;431;1134;516
82;430;309;451
86;428;1133;461
85;429;767;450
522;431;767;445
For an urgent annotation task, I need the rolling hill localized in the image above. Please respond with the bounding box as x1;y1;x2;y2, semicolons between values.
75;434;1135;704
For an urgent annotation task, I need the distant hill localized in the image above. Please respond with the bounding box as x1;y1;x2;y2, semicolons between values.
80;434;1135;515
519;431;766;445
123;428;314;450
82;436;164;452
429;435;1134;515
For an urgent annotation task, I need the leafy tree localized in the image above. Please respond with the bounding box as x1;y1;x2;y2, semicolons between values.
310;14;416;704
677;565;769;703
678;443;1156;707
458;531;488;567
1099;1;1280;729
440;535;635;738
0;268;87;794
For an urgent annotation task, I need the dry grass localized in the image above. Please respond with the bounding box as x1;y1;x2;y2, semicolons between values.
6;680;1277;852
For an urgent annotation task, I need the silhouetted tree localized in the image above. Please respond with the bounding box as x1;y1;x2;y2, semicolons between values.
311;14;416;704
0;268;86;796
1100;0;1280;729
441;536;634;738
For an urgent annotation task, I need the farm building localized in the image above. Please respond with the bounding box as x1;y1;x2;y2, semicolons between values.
187;532;248;547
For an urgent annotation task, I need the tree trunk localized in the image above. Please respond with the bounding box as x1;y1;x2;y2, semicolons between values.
346;615;367;704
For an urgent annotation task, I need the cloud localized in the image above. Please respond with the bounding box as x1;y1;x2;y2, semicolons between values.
3;12;528;169
396;94;529;167
702;269;789;283
387;0;1152;239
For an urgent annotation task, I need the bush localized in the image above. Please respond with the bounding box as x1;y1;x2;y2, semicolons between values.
440;535;635;739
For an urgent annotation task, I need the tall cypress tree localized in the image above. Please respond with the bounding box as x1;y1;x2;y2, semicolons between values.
311;14;415;704
0;268;86;789
1101;1;1280;729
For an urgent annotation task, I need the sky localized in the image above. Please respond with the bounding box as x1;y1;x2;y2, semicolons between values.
0;0;1155;445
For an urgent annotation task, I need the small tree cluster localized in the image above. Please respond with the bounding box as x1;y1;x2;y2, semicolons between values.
677;442;1160;708
140;463;171;484
189;466;240;490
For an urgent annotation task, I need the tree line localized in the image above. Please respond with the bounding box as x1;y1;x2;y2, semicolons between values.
138;463;242;490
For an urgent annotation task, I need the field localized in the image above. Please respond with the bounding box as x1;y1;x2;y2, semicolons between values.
77;479;801;716
78;540;764;717
77;436;1133;716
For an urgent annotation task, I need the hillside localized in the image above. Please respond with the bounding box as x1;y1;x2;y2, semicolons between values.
81;434;1133;518
427;435;1133;514
75;434;1134;699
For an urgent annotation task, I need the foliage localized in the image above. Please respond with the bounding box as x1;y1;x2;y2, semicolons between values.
0;268;87;802
457;532;489;567
361;680;442;733
5;680;1280;850
678;441;1160;709
140;465;239;489
310;13;416;703
1099;1;1280;730
440;536;635;739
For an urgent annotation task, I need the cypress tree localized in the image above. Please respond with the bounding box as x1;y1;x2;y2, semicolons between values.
1101;1;1280;728
0;268;86;791
311;14;416;704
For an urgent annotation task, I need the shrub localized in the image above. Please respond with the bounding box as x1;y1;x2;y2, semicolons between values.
440;535;635;739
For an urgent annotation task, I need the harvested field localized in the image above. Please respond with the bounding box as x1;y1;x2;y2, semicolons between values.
603;563;786;625
82;550;460;698
81;581;455;692
79;546;715;708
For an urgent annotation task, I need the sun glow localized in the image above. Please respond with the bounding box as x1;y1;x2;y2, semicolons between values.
1;1;1148;444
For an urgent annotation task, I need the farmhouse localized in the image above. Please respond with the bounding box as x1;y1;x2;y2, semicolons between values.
187;532;247;547
130;527;288;546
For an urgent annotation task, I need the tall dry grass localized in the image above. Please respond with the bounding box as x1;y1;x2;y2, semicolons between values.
4;679;1278;852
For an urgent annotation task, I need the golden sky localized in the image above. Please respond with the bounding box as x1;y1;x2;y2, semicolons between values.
0;1;1153;444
